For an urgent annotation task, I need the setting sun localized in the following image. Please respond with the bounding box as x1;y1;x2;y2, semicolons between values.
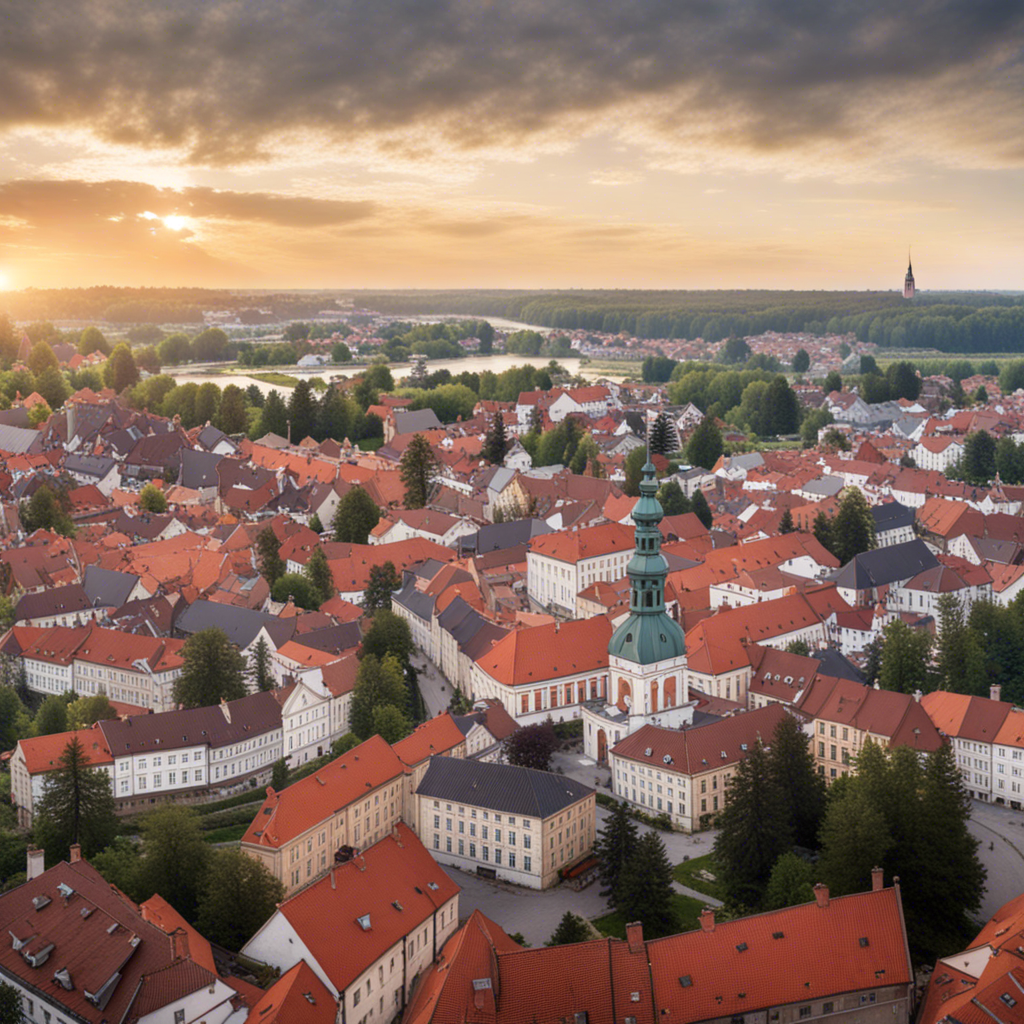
163;214;188;231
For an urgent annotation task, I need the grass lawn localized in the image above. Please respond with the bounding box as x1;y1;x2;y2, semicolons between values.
202;823;249;844
358;437;384;451
247;371;300;388
672;853;726;901
592;893;705;939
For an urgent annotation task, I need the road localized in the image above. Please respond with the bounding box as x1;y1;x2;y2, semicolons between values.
411;653;451;719
967;801;1024;921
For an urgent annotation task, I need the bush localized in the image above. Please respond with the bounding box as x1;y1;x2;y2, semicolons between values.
553;719;583;740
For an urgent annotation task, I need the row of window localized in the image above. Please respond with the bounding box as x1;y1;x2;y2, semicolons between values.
433;833;533;872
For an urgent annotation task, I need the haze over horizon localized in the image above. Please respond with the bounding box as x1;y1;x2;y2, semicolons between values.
2;0;1023;294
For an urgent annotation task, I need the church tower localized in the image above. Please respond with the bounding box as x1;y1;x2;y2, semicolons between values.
903;252;915;299
606;461;689;730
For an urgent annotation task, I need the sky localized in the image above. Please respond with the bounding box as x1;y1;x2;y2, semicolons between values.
1;0;1023;292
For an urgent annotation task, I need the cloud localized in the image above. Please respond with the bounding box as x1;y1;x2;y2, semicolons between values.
0;0;1021;176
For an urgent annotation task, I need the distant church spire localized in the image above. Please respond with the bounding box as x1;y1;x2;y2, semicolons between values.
903;249;916;299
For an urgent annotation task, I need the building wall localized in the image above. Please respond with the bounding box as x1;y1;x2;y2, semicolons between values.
471;663;609;726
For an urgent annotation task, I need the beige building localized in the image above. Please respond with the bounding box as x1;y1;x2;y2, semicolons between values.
414;755;595;888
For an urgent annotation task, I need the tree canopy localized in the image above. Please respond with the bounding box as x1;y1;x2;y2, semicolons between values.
172;628;248;708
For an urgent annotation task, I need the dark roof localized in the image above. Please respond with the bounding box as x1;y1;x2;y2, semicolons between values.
810;648;867;684
871;500;915;532
175;599;288;649
392;579;436;620
0;423;44;454
15;583;92;621
82;564;139;608
177;447;224;489
416;755;594;818
831;538;938;591
100;690;282;754
64;452;117;477
124;431;189;468
393;408;443;432
292;621;361;655
197;424;236;451
460;518;553;556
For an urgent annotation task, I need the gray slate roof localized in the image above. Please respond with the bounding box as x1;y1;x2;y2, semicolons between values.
64;453;117;478
831;538;938;591
871;500;915;533
82;565;139;608
175;599;289;649
416;755;594;819
461;518;553;555
392;408;443;433
178;448;223;489
15;584;92;621
0;423;44;454
392;580;436;621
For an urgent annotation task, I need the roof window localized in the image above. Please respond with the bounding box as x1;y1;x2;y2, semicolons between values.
357;914;372;931
736;942;748;952
858;937;869;947
679;976;692;988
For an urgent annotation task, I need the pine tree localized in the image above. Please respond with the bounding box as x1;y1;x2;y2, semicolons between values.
812;511;833;554
304;546;335;606
615;831;677;938
763;851;815;909
648;412;675;455
593;801;638;900
691;489;713;529
712;740;792;908
260;389;289;437
400;434;438;509
287;379;317;443
333;485;381;543
831;487;875;564
256;526;284;586
136;805;210;923
778;508;794;534
34;736;118;862
686;418;723;470
364;561;402;612
878;619;932;694
483;411;509;465
767;714;826;849
248;636;274;692
818;786;892;896
657;480;691;516
350;654;409;739
172;628;248;709
935;593;986;695
547;911;591;946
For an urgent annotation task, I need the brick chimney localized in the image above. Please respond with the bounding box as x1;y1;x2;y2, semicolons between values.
991;684;1002;702
26;847;44;880
813;883;829;908
170;928;190;961
69;843;82;864
699;907;715;932
871;866;883;892
626;921;644;954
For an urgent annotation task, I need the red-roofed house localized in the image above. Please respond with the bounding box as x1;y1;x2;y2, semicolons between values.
242;824;459;1020
392;712;467;788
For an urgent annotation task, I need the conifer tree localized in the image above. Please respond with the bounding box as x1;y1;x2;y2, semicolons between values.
778;508;794;534
260;389;289;437
400;434;438;509
482;411;509;465
333;485;380;543
616;831;677;938
818;786;892;896
935;593;986;695
691;489;713;529
547;911;591;946
767;714;826;849
831;487;876;564
256;526;284;586
878;619;932;694
648;412;675;456
248;636;274;691
593;801;638;900
304;546;335;606
812;510;833;554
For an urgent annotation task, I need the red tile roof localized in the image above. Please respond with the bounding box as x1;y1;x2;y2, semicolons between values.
474;616;612;687
392;712;466;767
16;728;113;774
243;961;334;1024
241;734;406;848
920;691;1012;743
528;522;634;564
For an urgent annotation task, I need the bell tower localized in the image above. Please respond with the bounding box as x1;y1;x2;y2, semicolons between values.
607;461;689;729
903;251;915;299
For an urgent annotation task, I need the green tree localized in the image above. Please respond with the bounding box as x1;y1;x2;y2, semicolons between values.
648;412;675;455
256;526;284;586
818;785;892;896
172;628;248;709
35;367;71;411
34;694;70;736
713;740;791;908
400;434;439;509
719;337;751;364
886;361;921;401
259;389;289;437
194;381;221;425
304;546;335;606
935;594;986;695
139;483;168;514
28;340;59;377
287;379;317;443
28;403;51;427
823;370;842;395
792;349;810;373
91;835;142;899
812;510;833;553
248;636;274;692
547;911;591;946
859;354;878;375
271;572;319;609
66;694;117;731
778;508;794;534
350;654;408;740
198;848;285;950
623;447;649;497
78;325;111;357
763;851;816;909
360;609;413;665
333;485;381;543
766;375;801;435
657;480;691;516
570;432;602;477
615;831;677;938
103;343;140;393
0;981;22;1024
593;801;638;899
482;411;509;465
503;721;558;771
364;561;401;612
136;805;210;923
0;687;31;751
371;704;413;743
800;407;833;444
691;489;713;529
821;428;851;452
767;714;826;849
309;512;324;533
830;487;875;564
19;484;75;537
191;327;230;362
878;619;932;694
333;341;352;362
34;736;118;863
158;332;191;365
271;758;289;789
217;384;249;434
961;430;997;484
686;418;723;470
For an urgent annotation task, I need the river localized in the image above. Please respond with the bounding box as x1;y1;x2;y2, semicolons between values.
169;353;633;397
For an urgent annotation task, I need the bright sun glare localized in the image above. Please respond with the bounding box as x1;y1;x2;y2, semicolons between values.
163;215;188;231
0;271;10;290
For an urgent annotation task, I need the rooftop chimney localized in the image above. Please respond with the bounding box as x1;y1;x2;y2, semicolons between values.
69;843;81;864
170;928;190;961
27;847;45;880
699;907;715;933
871;866;883;892
626;921;644;954
991;684;1002;703
813;883;830;908
220;698;232;724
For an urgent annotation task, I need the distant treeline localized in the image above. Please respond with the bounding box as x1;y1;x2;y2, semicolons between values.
358;289;1024;353
1;287;345;325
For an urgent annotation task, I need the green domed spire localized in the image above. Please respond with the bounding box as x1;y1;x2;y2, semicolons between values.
607;462;686;665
